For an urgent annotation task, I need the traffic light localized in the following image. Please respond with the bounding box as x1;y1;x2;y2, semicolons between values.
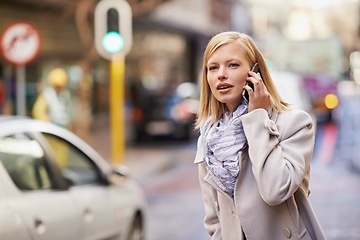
95;0;132;60
103;8;124;53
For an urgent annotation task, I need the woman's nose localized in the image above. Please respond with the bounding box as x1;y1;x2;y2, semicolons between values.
218;67;227;80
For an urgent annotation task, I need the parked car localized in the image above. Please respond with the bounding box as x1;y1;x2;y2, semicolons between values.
130;82;199;141
0;116;146;240
302;74;338;123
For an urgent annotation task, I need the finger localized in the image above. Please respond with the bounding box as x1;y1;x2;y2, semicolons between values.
248;71;262;81
253;79;263;94
243;85;254;98
247;72;262;91
243;85;253;92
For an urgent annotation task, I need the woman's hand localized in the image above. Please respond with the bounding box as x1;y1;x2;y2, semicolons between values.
244;71;270;112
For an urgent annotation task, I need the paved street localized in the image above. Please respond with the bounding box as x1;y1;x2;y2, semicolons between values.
310;160;360;240
143;161;208;240
311;122;360;239
89;122;360;240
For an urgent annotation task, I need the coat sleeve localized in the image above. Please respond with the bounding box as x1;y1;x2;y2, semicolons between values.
241;109;315;206
195;136;222;239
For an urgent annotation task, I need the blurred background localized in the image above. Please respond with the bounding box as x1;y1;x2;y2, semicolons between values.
1;0;360;239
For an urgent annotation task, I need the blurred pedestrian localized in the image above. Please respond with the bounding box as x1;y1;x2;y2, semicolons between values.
32;67;72;169
32;67;72;129
194;31;326;240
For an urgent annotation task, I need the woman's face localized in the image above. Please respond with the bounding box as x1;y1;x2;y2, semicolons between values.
206;40;251;112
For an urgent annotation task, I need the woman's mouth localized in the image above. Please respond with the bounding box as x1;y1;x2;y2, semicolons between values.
217;83;233;92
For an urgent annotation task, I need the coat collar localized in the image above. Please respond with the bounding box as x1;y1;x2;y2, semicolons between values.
270;108;279;122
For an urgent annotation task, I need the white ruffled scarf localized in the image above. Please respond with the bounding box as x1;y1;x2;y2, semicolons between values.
200;100;248;198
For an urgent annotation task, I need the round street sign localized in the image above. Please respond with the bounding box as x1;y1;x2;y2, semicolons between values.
0;22;41;66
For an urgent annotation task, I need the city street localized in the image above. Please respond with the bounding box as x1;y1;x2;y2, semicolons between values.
1;1;359;240
120;123;360;240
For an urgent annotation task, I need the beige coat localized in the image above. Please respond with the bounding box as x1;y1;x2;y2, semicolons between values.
195;109;327;240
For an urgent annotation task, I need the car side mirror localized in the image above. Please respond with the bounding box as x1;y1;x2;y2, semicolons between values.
108;165;130;185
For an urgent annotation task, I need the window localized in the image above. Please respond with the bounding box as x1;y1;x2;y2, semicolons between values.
0;134;53;191
42;133;100;186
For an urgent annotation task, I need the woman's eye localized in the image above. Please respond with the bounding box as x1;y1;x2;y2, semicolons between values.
229;63;239;68
208;66;218;71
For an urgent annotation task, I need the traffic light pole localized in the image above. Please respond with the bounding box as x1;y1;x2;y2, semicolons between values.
94;0;132;165
110;55;125;164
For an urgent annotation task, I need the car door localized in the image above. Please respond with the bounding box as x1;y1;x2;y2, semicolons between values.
40;132;121;240
8;191;83;240
0;133;82;240
0;202;32;240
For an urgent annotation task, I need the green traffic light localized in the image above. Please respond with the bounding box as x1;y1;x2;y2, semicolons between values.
102;31;124;53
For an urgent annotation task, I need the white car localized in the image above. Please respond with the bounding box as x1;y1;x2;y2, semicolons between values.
0;116;146;240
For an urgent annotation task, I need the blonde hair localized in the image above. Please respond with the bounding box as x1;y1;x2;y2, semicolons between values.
195;31;290;129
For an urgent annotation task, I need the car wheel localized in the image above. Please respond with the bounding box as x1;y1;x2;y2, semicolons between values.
127;215;144;240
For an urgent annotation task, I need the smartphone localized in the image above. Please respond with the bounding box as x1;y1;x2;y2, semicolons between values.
244;64;261;101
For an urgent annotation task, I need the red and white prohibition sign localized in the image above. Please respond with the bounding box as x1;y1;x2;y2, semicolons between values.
0;22;41;66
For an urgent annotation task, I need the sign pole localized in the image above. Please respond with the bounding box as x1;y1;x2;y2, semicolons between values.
0;21;41;116
16;66;26;115
110;54;125;164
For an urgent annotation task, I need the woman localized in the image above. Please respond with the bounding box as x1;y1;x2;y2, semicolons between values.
194;31;326;240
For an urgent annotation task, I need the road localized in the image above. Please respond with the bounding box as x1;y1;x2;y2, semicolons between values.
129;123;360;240
143;160;207;240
